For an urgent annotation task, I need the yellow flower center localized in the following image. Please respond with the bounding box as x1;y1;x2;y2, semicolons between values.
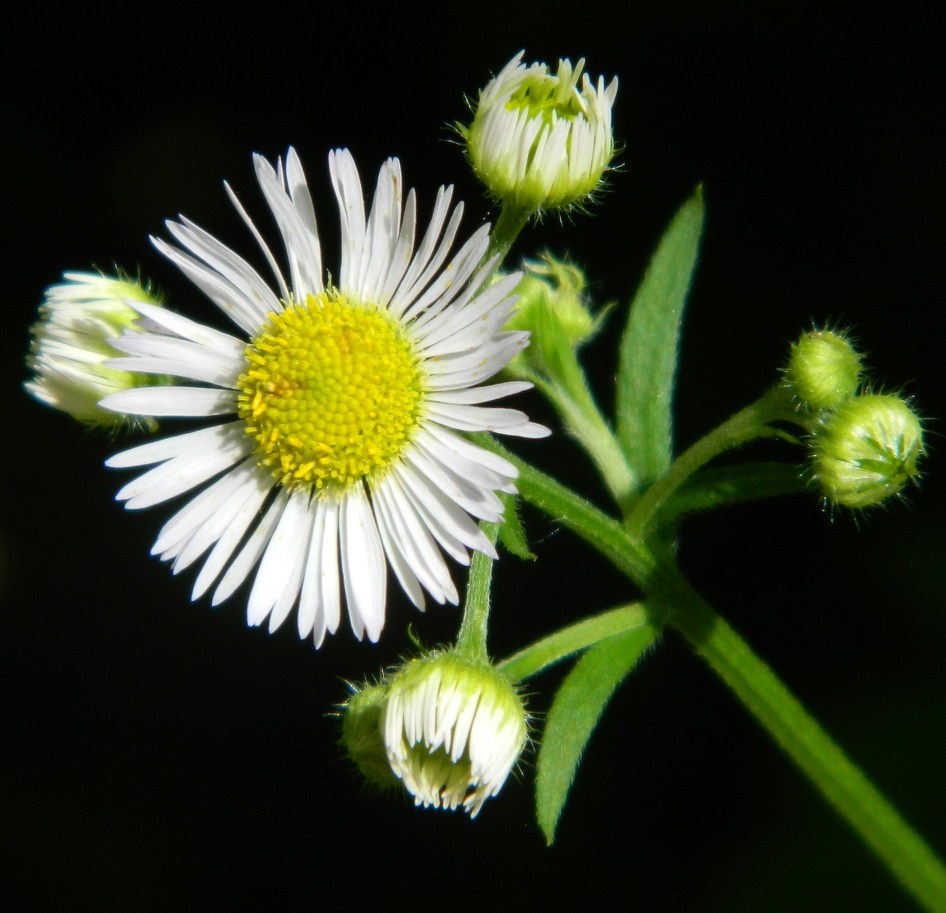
236;292;424;493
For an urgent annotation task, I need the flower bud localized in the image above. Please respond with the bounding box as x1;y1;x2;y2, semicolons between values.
508;255;599;346
24;271;164;429
811;394;924;508
340;680;400;790
461;51;618;212
785;329;863;410
382;651;527;818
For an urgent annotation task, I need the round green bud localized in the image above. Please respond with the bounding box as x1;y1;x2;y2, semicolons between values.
340;680;399;790
785;329;863;410
811;393;924;508
507;255;597;343
382;651;527;818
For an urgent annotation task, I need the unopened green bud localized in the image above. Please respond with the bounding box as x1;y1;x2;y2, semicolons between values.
24;270;165;430
461;51;618;213
509;255;598;341
341;680;399;790
786;329;863;410
811;394;923;508
382;651;527;818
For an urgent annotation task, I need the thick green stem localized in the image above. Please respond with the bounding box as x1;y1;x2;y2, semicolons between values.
667;591;946;913
487;437;946;910
454;523;499;662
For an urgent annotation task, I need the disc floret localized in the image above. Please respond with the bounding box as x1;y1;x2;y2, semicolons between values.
237;291;424;493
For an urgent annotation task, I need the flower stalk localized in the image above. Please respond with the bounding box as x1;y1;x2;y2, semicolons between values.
487;435;946;911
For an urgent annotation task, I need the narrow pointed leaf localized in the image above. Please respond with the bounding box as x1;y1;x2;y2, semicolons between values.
616;188;705;483
498;492;535;560
536;624;658;844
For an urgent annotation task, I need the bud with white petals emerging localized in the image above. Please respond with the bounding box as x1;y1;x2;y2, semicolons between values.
381;651;527;818
24;271;165;429
811;393;924;508
461;51;618;213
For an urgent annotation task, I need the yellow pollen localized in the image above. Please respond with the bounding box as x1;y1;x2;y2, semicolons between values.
236;292;424;493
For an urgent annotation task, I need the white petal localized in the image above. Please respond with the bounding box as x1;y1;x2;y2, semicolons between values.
425;402;536;434
330;149;367;295
213;489;289;606
102;386;236;418
247;489;312;631
115;429;250;510
108;333;242;387
124;302;246;359
191;471;275;599
426;381;533;405
107;421;243;469
253;153;324;299
370;486;426;611
423;332;530;389
165;216;281;320
372;478;457;604
152;459;257;556
403;444;505;523
338;485;386;642
152;237;262;335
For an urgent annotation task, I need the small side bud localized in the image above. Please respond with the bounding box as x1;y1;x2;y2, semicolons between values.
340;681;400;790
460;51;618;213
509;255;598;345
785;329;863;410
504;255;607;379
24;270;164;429
811;393;924;508
382;651;527;818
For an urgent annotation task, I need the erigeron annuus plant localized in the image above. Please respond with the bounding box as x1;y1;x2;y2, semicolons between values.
23;51;942;911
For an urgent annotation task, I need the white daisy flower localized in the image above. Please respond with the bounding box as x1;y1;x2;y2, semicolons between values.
462;51;618;211
101;148;547;646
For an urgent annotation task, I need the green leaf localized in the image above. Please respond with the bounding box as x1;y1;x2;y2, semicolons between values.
616;188;705;485
657;462;807;526
536;624;658;844
497;492;535;560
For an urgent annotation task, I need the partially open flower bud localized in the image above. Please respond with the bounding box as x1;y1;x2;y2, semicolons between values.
785;329;863;410
382;651;527;818
24;271;165;429
461;51;618;213
811;393;924;508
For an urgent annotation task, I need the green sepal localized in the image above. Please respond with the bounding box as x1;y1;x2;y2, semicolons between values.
498;492;535;560
616;188;705;485
536;624;659;844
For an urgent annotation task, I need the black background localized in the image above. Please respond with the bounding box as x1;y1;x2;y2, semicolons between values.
3;3;945;911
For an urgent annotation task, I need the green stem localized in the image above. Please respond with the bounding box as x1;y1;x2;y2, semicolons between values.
667;590;946;913
484;202;534;269
534;374;636;510
486;438;946;910
497;602;652;683
454;522;499;662
625;386;798;539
